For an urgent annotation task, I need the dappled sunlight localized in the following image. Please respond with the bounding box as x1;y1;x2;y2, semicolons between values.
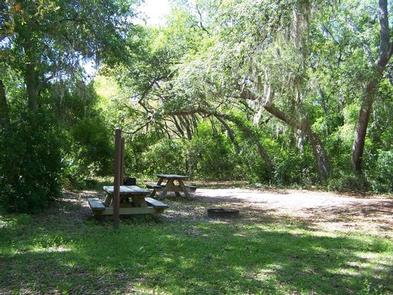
192;188;393;238
2;0;393;293
24;246;72;254
2;211;393;293
1;188;393;293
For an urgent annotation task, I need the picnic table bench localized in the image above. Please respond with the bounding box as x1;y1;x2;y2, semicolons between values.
88;185;168;217
148;174;197;198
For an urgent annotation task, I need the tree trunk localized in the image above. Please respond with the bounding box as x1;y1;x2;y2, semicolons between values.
217;113;274;172
264;104;330;182
169;108;274;172
351;79;378;173
0;80;10;131
24;63;40;111
215;116;240;153
303;124;330;181
351;0;393;174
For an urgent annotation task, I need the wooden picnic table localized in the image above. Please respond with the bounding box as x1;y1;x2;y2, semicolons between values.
103;185;151;207
148;174;195;198
88;185;168;216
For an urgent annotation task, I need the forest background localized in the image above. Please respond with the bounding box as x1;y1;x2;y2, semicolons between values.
1;0;393;213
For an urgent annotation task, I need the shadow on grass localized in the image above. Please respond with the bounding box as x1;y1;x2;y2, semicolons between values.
1;190;393;294
1;216;392;294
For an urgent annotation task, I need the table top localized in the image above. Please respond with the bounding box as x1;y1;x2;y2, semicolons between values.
103;185;151;195
157;174;189;180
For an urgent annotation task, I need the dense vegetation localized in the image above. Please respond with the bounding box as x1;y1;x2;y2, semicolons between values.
2;0;393;212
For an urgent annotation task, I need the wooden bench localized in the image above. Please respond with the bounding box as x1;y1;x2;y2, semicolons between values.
146;183;197;193
146;183;165;190
145;197;168;213
88;196;168;217
88;198;106;212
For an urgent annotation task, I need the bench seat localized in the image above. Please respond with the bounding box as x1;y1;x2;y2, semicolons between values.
145;197;168;209
146;183;165;189
88;196;168;217
88;197;106;211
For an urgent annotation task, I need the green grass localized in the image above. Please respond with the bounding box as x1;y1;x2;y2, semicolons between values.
1;200;392;294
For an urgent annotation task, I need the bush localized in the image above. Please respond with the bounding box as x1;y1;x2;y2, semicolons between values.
141;139;187;176
0;111;63;213
366;150;393;193
63;116;113;187
188;122;237;180
327;172;368;192
273;149;317;186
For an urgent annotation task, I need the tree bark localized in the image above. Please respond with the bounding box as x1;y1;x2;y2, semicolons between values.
0;80;10;131
215;116;240;153
264;104;330;182
351;0;393;173
24;62;40;111
216;113;274;172
351;79;378;173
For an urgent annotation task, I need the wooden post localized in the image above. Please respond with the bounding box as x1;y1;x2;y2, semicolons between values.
121;137;125;184
113;128;122;229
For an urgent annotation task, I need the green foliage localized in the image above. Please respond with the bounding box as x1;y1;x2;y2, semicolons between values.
0;111;63;213
366;150;393;193
233;145;269;183
327;173;368;193
273;149;317;186
2;0;393;195
188;122;237;180
63;116;113;187
141;139;187;176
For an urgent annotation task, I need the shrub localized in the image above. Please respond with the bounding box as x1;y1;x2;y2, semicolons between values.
366;150;393;193
188;122;237;180
141;139;187;176
273;149;317;186
327;172;368;192
63;116;113;186
0;111;63;213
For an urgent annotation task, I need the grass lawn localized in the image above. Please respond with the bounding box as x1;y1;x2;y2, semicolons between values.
1;190;392;294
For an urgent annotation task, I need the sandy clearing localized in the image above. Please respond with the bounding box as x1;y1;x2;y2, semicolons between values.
195;188;387;212
193;188;393;236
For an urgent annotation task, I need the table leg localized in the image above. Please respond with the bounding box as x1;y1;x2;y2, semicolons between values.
178;179;191;198
149;189;156;198
104;193;112;206
132;195;147;207
160;179;174;198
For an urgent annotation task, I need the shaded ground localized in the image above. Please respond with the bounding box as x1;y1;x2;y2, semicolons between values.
80;185;393;237
1;185;392;294
191;188;393;237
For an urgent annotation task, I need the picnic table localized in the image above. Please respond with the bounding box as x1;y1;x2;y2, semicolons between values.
147;174;196;198
88;185;168;217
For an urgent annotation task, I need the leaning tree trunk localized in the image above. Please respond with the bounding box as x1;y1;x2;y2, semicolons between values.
351;0;393;174
264;103;330;182
303;123;330;181
169;108;274;173
216;113;274;173
0;80;10;131
351;79;379;173
215;116;241;153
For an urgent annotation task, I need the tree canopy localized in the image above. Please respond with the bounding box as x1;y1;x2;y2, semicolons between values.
2;0;393;212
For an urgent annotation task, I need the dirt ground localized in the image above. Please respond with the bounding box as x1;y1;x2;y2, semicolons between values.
192;188;393;237
77;186;393;238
